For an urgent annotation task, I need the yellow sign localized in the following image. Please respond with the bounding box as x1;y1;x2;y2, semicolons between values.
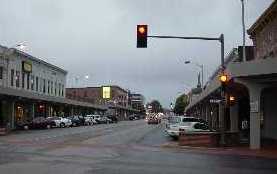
22;61;32;73
102;86;111;99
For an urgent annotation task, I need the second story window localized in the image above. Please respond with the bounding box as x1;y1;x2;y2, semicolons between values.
0;66;3;80
47;80;50;94
35;76;39;91
61;84;64;97
31;75;34;90
15;71;20;87
51;81;53;95
58;83;61;96
22;72;25;89
11;69;14;86
43;79;46;93
27;74;30;89
55;82;57;96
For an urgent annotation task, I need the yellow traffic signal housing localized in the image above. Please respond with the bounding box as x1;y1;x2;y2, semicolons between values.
137;25;148;48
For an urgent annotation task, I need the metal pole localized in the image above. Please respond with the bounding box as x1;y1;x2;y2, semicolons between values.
220;33;225;146
201;65;204;88
241;0;246;62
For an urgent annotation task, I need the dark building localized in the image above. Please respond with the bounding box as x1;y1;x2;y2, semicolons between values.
130;93;145;113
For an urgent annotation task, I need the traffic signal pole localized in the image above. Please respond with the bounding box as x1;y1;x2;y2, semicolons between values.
148;34;226;145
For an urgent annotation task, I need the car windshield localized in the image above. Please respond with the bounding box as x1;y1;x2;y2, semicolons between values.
1;1;276;173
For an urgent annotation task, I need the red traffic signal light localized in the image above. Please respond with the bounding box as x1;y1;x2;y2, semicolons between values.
137;25;148;48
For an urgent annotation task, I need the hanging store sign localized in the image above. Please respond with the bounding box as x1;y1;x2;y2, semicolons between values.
102;86;111;99
22;61;32;73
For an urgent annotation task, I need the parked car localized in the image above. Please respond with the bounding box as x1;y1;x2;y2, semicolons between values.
47;117;72;128
106;115;118;123
84;115;97;125
77;115;86;126
178;122;212;134
16;119;32;130
30;117;55;129
96;116;112;124
129;114;136;121
165;116;208;138
67;116;83;126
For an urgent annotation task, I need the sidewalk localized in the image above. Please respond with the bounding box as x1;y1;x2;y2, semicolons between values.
162;142;277;159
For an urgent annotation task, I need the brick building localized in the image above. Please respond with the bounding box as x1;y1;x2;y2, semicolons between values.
248;1;277;60
66;86;138;120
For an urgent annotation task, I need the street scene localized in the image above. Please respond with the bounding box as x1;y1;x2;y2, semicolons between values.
1;0;277;173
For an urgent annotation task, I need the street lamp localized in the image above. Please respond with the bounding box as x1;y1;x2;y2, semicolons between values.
184;60;204;88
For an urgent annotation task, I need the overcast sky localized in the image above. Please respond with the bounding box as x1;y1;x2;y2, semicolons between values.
0;0;274;108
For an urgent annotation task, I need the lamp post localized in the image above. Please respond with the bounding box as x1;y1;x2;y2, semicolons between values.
241;0;246;62
184;60;204;88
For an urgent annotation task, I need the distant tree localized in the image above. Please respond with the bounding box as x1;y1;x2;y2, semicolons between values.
173;94;189;115
149;100;163;113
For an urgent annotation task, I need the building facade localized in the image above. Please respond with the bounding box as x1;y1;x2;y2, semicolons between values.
0;46;106;130
130;93;145;113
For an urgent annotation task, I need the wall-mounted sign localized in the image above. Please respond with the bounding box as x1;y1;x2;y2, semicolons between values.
22;61;32;73
250;101;259;113
102;86;111;99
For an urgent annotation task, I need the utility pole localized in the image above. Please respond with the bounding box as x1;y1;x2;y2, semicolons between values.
241;0;246;62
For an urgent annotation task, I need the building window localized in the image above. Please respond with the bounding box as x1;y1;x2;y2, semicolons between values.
43;79;46;93
36;76;39;91
47;80;50;94
31;75;34;90
27;74;30;89
22;72;25;89
58;83;61;96
51;81;53;95
11;69;14;86
55;82;57;96
16;71;20;87
61;84;64;97
0;66;3;80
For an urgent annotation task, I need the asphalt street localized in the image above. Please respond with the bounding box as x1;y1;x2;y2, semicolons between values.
0;120;277;174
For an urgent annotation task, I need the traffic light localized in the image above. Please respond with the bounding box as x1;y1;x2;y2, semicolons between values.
137;25;148;48
219;73;229;92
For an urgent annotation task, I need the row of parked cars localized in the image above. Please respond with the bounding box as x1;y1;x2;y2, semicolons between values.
165;116;213;138
16;114;118;130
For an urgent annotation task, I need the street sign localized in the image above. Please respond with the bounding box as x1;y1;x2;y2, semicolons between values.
250;101;259;113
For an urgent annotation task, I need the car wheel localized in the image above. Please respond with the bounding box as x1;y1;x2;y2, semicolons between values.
46;125;51;129
72;123;76;127
60;123;65;128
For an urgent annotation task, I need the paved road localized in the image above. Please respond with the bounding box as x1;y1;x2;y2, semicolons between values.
0;120;277;174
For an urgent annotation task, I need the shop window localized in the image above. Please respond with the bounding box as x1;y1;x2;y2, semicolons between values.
11;69;14;86
15;71;20;87
0;66;3;79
